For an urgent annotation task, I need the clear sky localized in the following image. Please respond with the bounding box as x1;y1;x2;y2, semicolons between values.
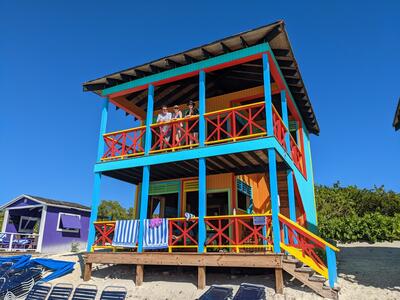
1;1;399;209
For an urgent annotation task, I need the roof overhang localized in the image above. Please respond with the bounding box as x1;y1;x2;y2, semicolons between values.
83;20;319;135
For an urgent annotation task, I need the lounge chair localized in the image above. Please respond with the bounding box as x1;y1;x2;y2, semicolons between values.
100;286;127;300
232;283;266;300
25;282;52;300
71;284;98;300
198;285;233;300
48;283;74;300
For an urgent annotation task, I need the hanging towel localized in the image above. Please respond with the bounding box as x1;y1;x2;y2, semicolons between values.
112;220;139;248
143;218;169;250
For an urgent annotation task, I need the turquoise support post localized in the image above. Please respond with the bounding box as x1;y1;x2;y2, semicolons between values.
268;149;281;253
326;246;337;288
281;90;296;222
198;70;206;252
137;165;150;252
263;53;281;253
144;84;154;154
96;98;109;161
137;85;154;252
87;98;109;251
87;172;102;251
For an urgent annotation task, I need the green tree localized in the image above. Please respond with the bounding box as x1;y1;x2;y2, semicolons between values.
127;207;135;219
97;200;128;221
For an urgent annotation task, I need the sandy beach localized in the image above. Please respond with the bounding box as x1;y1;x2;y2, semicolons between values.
45;241;400;299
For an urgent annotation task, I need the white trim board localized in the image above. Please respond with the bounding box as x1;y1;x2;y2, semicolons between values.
56;212;81;233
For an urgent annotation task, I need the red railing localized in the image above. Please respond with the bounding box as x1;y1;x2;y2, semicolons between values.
150;116;199;153
92;221;116;249
290;136;304;174
102;127;146;161
272;107;288;151
278;214;339;278
204;214;272;252
204;102;267;145
168;218;199;251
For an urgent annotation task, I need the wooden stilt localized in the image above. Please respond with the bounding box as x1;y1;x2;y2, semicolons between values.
198;266;206;289
136;264;144;286
275;268;284;294
83;263;92;281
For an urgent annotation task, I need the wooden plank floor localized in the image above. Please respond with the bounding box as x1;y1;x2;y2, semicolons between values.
84;252;284;293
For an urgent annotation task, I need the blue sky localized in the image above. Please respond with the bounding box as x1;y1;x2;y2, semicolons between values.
1;1;399;208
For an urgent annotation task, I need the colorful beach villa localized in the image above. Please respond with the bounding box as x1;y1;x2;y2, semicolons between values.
0;195;90;253
82;21;339;298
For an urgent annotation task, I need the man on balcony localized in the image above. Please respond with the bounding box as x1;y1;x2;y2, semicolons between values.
184;100;199;146
157;105;172;149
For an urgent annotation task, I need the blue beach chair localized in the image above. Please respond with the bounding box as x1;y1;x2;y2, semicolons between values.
71;284;98;300
232;283;266;300
25;282;52;300
198;285;233;300
100;286;127;300
48;283;74;300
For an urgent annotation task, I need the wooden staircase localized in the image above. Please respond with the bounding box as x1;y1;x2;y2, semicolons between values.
282;255;339;299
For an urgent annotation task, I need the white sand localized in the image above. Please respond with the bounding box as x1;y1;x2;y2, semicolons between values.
47;241;400;299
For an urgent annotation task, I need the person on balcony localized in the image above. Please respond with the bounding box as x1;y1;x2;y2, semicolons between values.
184;100;199;146
172;105;183;146
157;105;172;149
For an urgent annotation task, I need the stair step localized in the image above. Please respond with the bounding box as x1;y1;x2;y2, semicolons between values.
309;275;326;283
294;266;314;273
283;258;299;264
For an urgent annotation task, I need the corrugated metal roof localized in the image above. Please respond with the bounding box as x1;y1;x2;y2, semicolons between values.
83;20;320;134
26;195;91;211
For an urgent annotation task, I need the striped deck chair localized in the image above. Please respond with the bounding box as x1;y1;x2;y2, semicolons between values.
143;218;169;250
112;220;139;248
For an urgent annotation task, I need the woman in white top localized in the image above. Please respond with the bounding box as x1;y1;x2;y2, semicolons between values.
172;105;183;146
156;105;172;149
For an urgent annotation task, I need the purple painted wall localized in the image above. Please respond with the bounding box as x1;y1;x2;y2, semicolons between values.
41;206;90;253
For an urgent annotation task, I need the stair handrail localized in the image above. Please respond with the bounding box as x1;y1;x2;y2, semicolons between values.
278;214;339;252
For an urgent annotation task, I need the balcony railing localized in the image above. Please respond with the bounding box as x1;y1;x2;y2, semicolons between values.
204;102;267;145
150;116;199;153
0;232;39;252
102;126;146;161
100;102;305;174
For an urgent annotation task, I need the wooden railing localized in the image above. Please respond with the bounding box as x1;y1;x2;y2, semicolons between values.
102;126;146;161
0;232;39;252
204;213;272;252
204;102;267;145
272;107;288;151
150;116;199;153
168;217;199;252
92;221;116;250
289;135;304;174
278;214;339;283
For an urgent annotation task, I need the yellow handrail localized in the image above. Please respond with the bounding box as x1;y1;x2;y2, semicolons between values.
272;106;290;133
204;101;265;116
93;220;116;224
278;214;339;252
103;125;147;137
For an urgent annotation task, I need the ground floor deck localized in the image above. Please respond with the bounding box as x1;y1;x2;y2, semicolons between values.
83;252;284;293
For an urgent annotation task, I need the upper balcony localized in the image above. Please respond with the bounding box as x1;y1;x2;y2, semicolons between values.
100;99;305;175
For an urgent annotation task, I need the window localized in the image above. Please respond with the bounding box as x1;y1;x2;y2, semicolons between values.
236;179;252;212
57;213;81;233
18;217;39;233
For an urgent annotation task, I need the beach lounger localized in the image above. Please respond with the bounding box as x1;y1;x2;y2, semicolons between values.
100;286;127;300
48;283;74;300
25;282;52;300
112;220;139;248
198;285;233;300
143;218;169;250
232;283;266;300
71;284;98;300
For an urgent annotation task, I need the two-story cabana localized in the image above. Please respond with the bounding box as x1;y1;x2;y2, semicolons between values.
82;21;339;298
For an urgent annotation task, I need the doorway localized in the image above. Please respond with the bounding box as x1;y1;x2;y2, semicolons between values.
147;193;179;218
184;191;229;216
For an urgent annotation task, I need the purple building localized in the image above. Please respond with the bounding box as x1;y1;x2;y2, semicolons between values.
0;195;91;253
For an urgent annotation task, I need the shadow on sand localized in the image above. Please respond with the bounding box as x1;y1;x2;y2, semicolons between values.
337;245;400;291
